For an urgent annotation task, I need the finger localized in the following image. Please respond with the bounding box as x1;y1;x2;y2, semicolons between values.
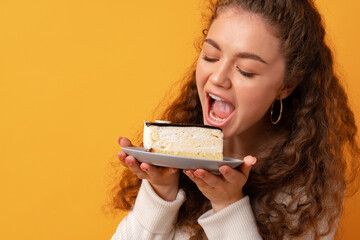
117;152;128;167
194;169;220;187
167;168;179;174
140;163;178;177
184;169;215;190
219;165;243;184
183;169;195;179
238;156;256;180
139;162;156;175
118;137;134;147
125;156;148;179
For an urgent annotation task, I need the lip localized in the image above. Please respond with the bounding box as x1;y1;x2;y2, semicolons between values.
205;90;235;127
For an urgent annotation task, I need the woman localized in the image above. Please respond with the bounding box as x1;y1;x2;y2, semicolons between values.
111;0;359;239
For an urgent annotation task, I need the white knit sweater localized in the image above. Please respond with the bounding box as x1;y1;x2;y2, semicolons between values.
111;179;262;240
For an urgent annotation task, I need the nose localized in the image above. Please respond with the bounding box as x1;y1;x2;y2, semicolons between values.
208;60;232;89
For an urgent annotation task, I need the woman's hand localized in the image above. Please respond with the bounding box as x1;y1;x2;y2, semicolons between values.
117;137;180;201
183;156;256;213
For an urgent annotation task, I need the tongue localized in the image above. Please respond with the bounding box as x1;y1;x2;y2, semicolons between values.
212;100;235;119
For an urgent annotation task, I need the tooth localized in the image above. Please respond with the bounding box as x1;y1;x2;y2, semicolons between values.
210;109;226;122
209;93;224;102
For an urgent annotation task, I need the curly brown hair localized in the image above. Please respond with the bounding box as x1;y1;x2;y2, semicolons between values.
110;0;360;239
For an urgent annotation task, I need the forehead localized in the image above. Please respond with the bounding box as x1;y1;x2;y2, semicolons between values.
207;7;282;62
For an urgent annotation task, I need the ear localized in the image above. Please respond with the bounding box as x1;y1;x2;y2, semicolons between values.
277;84;297;100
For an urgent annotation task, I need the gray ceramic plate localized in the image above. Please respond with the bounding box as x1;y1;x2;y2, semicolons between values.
121;146;243;172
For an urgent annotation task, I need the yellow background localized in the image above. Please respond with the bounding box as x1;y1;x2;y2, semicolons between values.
0;0;359;239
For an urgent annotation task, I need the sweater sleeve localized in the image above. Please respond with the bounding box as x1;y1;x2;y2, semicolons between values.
198;196;262;240
111;179;186;240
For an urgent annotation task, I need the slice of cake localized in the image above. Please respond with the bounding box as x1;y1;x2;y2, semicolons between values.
143;121;223;160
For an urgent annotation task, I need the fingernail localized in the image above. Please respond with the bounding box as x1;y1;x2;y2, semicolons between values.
117;152;124;159
184;170;194;178
171;168;178;174
219;166;227;174
140;166;148;172
117;136;122;144
252;157;257;165
194;170;204;178
125;158;133;166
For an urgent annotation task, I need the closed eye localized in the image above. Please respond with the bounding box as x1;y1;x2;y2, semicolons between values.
202;55;218;62
237;67;256;78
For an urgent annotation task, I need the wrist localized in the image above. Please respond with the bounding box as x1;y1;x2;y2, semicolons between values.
149;182;179;201
211;193;244;213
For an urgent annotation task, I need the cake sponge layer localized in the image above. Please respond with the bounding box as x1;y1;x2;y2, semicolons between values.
143;122;223;160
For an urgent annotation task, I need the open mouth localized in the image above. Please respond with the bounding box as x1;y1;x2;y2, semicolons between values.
207;93;235;125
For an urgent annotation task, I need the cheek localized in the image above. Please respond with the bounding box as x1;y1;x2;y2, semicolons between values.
233;80;279;113
195;60;205;82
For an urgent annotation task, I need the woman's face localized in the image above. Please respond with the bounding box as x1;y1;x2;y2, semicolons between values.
196;7;288;139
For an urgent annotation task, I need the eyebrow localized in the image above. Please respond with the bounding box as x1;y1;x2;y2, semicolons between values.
204;38;268;64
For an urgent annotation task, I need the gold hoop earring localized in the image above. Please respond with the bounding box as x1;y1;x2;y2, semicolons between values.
271;99;283;125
